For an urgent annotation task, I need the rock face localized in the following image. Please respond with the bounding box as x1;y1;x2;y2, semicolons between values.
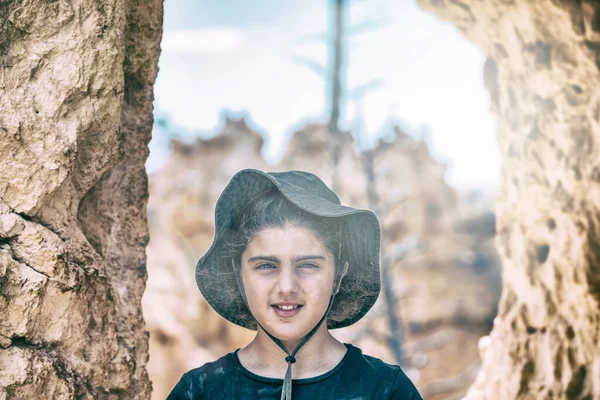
417;1;600;398
145;118;502;399
0;0;162;398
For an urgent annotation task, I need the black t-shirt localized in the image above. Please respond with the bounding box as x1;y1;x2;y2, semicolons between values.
166;343;422;399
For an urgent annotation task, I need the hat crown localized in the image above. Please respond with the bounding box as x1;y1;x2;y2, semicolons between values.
270;170;341;205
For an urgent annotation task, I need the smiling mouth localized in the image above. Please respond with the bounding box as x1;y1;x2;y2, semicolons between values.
271;304;303;318
273;304;303;310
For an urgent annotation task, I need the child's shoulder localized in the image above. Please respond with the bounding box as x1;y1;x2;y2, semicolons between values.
167;353;236;399
346;343;401;373
183;351;235;380
345;344;423;399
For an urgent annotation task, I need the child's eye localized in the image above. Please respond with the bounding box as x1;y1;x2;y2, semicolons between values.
298;263;318;269
256;264;276;270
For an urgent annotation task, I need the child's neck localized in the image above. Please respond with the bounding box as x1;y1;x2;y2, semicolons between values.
238;325;348;379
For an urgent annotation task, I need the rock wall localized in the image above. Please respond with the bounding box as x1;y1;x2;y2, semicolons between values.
0;0;162;398
417;1;600;398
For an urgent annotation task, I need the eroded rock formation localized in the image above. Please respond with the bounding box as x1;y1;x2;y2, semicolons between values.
417;0;600;398
282;124;501;400
143;117;265;400
0;0;162;398
145;117;501;399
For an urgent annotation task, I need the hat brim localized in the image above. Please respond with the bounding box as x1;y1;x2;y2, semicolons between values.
195;169;381;330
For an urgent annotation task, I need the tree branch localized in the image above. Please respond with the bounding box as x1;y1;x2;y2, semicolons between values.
347;18;389;36
347;78;385;100
291;55;329;81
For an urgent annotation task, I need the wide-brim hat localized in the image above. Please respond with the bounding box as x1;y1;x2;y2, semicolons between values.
195;169;381;330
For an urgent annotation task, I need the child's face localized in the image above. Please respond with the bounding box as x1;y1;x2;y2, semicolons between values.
241;224;337;344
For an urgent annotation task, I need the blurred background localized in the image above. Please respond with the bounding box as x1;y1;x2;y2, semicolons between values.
142;1;503;399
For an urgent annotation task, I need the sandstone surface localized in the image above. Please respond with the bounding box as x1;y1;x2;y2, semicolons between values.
416;1;600;398
0;0;162;398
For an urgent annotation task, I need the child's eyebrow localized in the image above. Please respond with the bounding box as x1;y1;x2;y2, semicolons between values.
248;255;280;263
247;255;326;263
293;255;326;263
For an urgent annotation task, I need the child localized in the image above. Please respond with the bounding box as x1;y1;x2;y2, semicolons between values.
167;169;422;399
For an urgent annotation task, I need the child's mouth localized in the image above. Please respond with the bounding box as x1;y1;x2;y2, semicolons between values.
272;304;303;317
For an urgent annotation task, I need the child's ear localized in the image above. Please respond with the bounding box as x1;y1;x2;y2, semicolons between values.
335;261;349;294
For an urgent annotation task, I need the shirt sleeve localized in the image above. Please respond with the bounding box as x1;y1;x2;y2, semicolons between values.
389;368;423;400
166;373;194;400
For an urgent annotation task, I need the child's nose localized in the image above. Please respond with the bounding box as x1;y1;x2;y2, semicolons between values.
275;265;299;294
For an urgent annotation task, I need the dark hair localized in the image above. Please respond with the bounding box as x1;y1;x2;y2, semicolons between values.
225;188;344;270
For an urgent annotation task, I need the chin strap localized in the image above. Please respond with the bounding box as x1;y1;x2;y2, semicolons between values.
232;259;344;400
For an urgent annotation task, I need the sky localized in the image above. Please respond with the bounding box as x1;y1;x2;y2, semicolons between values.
150;0;501;192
